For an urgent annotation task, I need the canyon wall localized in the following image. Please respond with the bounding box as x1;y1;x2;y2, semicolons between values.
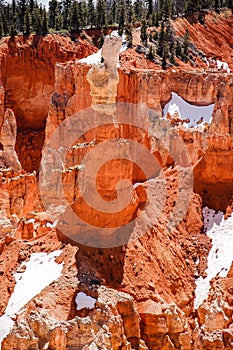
0;34;97;172
0;10;233;350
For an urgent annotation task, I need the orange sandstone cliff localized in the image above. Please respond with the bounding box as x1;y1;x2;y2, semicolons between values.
0;10;233;350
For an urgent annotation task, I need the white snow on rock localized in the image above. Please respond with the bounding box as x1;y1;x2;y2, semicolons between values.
167;103;181;118
194;210;233;309
75;292;96;311
79;49;102;65
216;60;230;73
202;206;223;232
0;315;14;348
163;92;214;128
79;31;127;66
0;250;63;348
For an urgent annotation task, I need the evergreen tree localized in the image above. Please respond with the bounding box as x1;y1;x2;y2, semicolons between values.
18;0;26;32
78;1;88;28
148;44;155;59
162;41;168;68
134;0;143;21
62;0;71;29
140;19;148;46
87;0;95;27
125;0;134;23
69;0;79;31
146;0;153;19
110;0;117;24
183;28;189;62
161;0;172;18
24;6;31;35
170;41;176;64
55;10;63;30
125;24;133;47
118;0;126;36
49;0;58;29
10;24;17;36
98;28;104;47
227;0;233;12
29;0;34;13
33;6;43;34
0;15;3;38
42;7;49;35
2;8;9;35
175;39;183;58
96;0;107;27
157;19;165;57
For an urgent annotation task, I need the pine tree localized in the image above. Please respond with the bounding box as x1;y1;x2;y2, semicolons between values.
69;0;80;31
125;24;133;48
10;24;17;37
29;0;34;13
183;28;189;62
2;8;9;35
157;19;165;57
170;41;176;64
134;0;143;21
78;1;88;28
161;0;172;19
146;0;153;19
87;0;95;27
19;0;26;32
109;0;117;24
62;0;72;29
118;0;126;36
148;45;155;60
33;7;43;34
227;0;233;12
125;0;134;23
96;0;107;27
49;0;58;29
24;6;31;35
55;11;63;30
140;19;148;46
98;28;104;48
175;39;183;58
162;41;168;69
0;15;3;38
42;7;49;35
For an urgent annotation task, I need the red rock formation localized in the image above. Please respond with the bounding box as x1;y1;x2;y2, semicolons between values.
0;34;97;172
0;10;233;349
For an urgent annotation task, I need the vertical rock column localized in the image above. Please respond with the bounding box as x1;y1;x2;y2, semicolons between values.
86;36;122;114
0;108;22;172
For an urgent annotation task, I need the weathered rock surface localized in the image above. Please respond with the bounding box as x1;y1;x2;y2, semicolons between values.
0;34;97;172
0;10;233;350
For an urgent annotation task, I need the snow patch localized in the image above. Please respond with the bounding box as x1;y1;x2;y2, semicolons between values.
163;92;214;128
79;31;127;66
0;250;63;348
194;210;233;309
216;60;230;73
79;49;102;65
75;292;96;311
202;206;223;232
167;103;181;118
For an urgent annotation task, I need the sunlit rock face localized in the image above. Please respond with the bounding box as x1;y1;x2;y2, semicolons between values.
87;36;122;114
0;109;21;172
0;10;233;349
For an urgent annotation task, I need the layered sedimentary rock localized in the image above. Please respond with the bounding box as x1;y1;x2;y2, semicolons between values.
0;10;233;350
0;34;97;172
46;55;233;211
